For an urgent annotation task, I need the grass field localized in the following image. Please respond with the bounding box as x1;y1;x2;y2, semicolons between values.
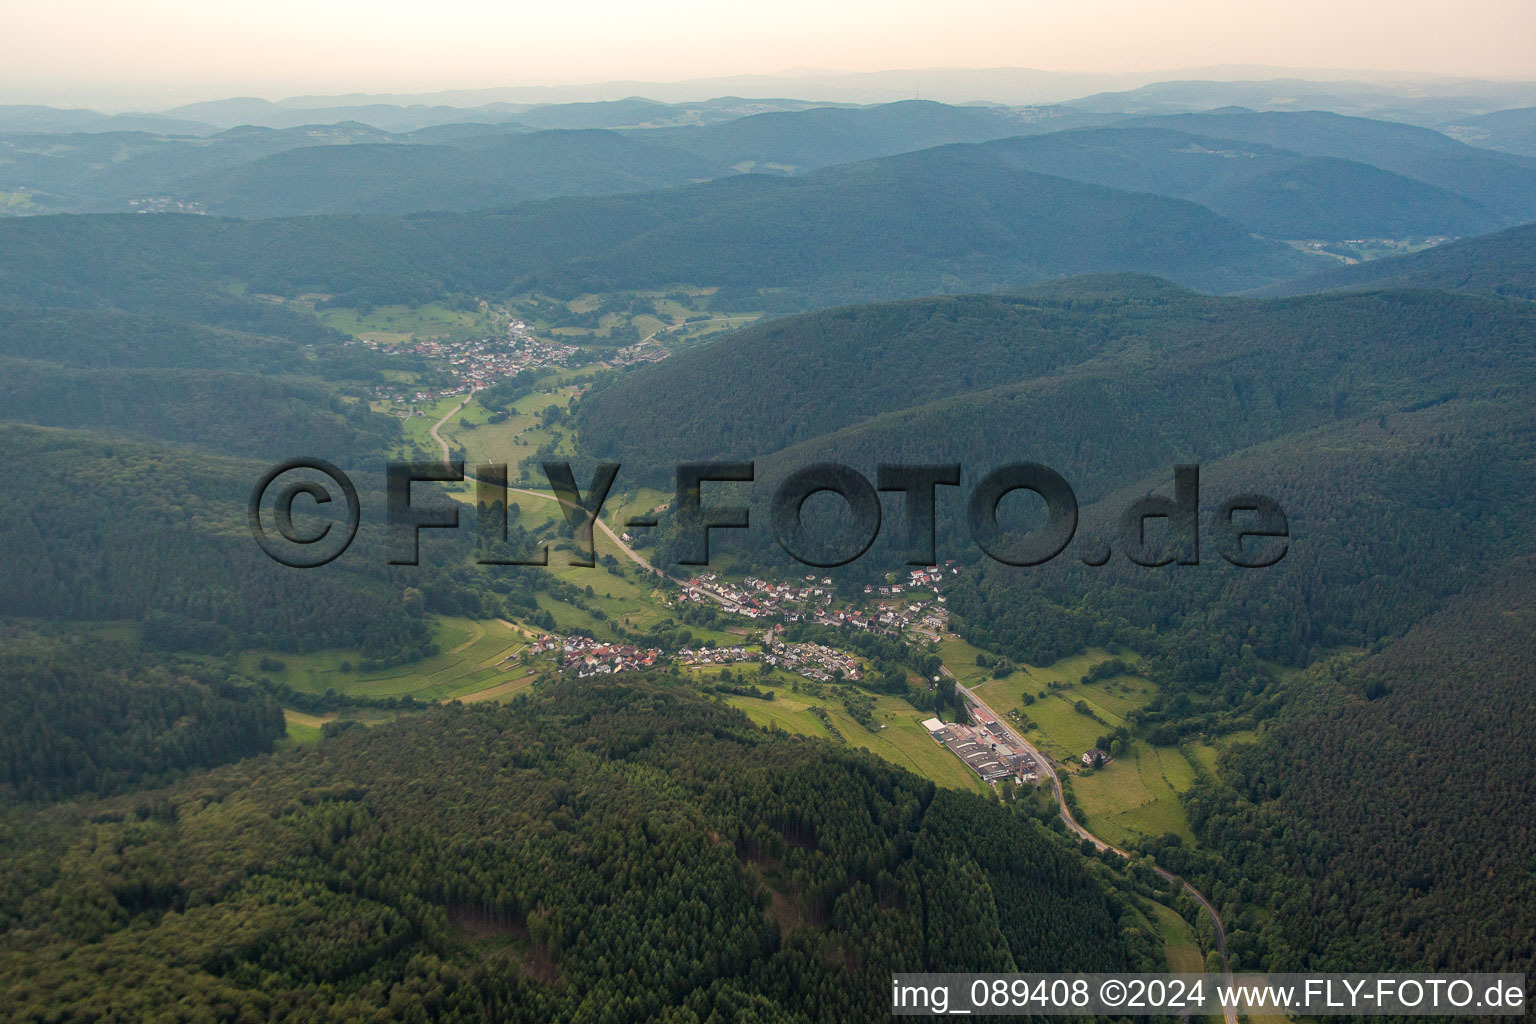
508;288;759;349
314;302;496;345
277;707;410;747
433;385;582;469
1185;728;1262;779
242;616;545;702
1069;741;1199;847
1147;899;1205;973
951;640;1209;847
722;679;986;794
970;647;1140;763
278;710;326;747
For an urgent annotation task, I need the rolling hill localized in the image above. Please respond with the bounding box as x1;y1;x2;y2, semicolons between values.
1256;222;1536;299
176;130;725;216
520;146;1323;304
1441;105;1536;157
1123;109;1536;224
0;681;1139;1020
1192;554;1536;973
0;156;1326;316
580;278;1536;688
974;128;1501;239
580;280;1534;482
641;99;1114;173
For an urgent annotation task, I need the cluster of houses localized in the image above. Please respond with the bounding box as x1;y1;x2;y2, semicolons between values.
761;632;863;683
679;568;958;646
365;318;580;402
522;628;868;687
670;632;867;684
866;562;959;598
679;573;835;620
528;634;662;677
924;703;1040;785
676;645;755;667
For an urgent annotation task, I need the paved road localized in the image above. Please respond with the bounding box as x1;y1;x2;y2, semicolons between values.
428;393;720;606
428;390;476;462
435;385;1232;1012
951;673;1238;1023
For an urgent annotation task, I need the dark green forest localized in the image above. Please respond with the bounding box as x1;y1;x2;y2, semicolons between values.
0;681;1146;1022
4;90;1536;1017
0;624;285;802
1163;560;1536;975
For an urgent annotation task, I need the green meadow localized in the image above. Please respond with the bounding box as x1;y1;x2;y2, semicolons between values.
723;678;985;795
241;616;541;702
1070;741;1200;847
314;301;496;346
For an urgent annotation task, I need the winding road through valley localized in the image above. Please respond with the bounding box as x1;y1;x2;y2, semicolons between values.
952;675;1237;1022
434;390;1236;1019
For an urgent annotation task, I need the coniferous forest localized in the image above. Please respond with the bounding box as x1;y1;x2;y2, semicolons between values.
5;44;1536;1020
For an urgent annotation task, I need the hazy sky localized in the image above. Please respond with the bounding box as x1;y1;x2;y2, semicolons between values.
6;0;1535;108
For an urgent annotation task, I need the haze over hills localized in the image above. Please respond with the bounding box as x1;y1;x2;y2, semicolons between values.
6;91;1536;250
1069;76;1536;122
5;50;1536;1017
972;127;1503;238
0;155;1325;315
637;99;1117;173
26;66;1536;117
517;147;1323;302
1255;222;1536;299
176;130;725;217
1439;105;1536;156
153;94;838;132
1121;109;1536;223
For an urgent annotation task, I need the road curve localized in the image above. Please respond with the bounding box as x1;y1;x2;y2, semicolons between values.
428;390;476;462
433;387;1232;1012
429;398;718;600
952;675;1238;1023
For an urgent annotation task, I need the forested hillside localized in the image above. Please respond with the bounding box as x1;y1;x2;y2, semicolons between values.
0;358;398;459
521;146;1320;302
1175;558;1536;973
581;281;1536;485
0;424;455;662
582;281;1536;755
178;130;724;217
974;128;1501;239
1259;222;1536;300
5;70;1536;1011
579;278;1219;472
0;148;1323;318
0;681;1143;1022
0;625;285;801
644;99;1101;172
1125;109;1536;223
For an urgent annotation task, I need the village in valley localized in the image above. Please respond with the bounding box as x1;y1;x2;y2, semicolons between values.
361;315;583;404
677;564;956;637
496;557;1062;789
295;290;1116;800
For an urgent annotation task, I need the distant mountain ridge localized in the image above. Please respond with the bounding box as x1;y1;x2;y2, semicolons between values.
176;130;725;216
